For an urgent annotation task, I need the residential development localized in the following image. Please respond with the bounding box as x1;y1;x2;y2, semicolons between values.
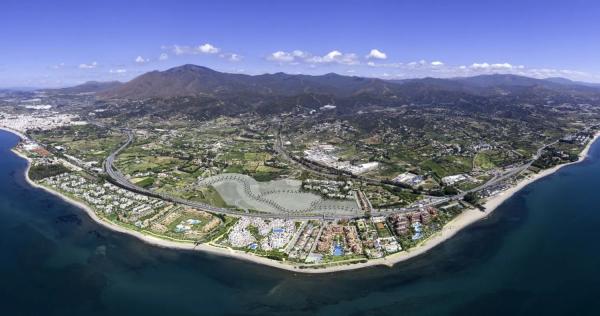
2;81;599;271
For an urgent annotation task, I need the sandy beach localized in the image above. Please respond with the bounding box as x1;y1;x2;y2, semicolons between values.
4;128;599;274
9;146;306;271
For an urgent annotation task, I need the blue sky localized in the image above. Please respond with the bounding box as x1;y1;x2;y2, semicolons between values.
1;0;599;87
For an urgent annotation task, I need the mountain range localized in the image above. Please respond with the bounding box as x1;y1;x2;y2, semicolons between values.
47;81;123;94
44;64;600;119
96;64;600;101
98;65;395;99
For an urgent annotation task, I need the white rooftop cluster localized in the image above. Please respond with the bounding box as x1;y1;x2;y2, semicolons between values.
227;217;296;251
303;144;379;175
393;172;424;187
0;111;86;133
441;174;468;186
43;173;168;228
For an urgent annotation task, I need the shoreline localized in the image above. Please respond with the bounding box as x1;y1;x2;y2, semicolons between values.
9;147;308;273
3;128;599;274
0;126;27;140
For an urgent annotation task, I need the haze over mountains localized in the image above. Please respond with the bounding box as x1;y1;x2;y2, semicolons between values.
51;81;123;94
95;64;600;100
98;65;393;99
42;64;600;119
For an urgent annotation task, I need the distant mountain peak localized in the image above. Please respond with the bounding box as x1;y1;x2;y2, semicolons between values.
167;64;217;72
95;64;600;101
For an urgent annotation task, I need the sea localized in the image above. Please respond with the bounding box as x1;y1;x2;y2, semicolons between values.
1;129;600;316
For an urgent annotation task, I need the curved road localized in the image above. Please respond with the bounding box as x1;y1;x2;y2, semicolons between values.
104;127;593;219
103;130;365;220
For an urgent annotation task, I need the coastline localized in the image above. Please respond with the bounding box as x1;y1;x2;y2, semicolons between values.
0;126;27;140
347;132;600;272
9;147;307;272
4;128;599;274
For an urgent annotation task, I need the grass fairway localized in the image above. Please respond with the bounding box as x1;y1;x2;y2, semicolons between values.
134;177;155;188
184;186;229;208
224;164;244;174
421;156;472;178
474;152;495;170
118;156;182;174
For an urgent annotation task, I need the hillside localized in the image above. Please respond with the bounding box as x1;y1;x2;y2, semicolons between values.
48;81;123;94
99;65;600;101
99;64;398;99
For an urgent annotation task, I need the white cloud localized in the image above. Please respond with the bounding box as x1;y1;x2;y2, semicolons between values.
469;62;521;70
172;45;188;55
470;62;513;69
109;69;127;74
267;49;359;65
198;43;219;54
268;51;296;62
78;61;97;69
159;53;169;61
490;63;512;69
307;50;359;65
220;53;242;62
324;50;342;61
524;67;591;79
366;49;387;60
367;61;404;68
292;50;309;58
263;53;598;82
135;56;149;64
444;62;598;81
363;59;580;81
406;60;427;67
470;62;491;69
167;43;220;55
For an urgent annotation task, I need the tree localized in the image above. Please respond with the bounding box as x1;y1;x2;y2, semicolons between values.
463;192;479;204
442;186;459;196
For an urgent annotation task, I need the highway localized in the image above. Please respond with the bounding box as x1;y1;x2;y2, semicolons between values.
459;140;557;197
103;127;594;220
103;130;362;220
461;123;600;197
274;129;398;187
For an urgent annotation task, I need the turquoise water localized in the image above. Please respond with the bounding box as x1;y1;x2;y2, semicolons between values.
2;129;600;315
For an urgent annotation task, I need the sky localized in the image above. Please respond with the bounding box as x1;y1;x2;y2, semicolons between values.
1;0;600;88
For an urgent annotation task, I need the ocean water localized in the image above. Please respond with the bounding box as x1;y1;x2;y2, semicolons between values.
1;129;600;316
